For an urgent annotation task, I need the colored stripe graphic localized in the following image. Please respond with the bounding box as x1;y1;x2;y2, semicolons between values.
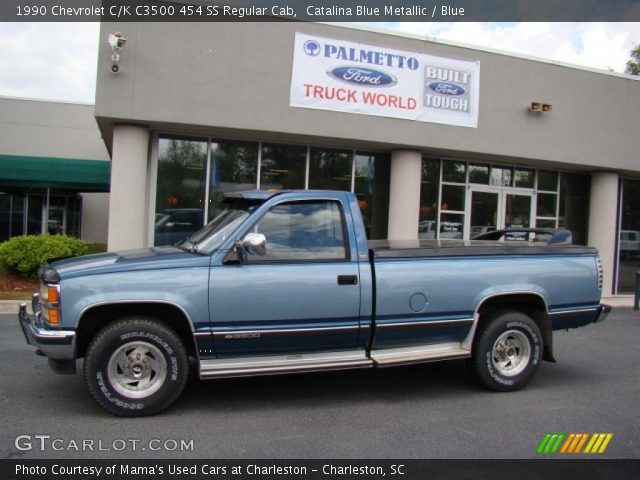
537;433;565;454
539;433;613;454
584;433;614;454
561;433;589;453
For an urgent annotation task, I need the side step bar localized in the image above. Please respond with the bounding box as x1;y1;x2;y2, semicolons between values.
200;350;373;379
199;343;473;379
370;342;471;367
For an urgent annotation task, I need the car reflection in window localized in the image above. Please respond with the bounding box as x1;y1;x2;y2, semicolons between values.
248;201;347;262
154;208;204;246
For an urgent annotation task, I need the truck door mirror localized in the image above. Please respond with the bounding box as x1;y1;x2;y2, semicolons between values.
238;233;267;256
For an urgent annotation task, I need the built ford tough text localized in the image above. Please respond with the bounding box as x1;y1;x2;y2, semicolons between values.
19;190;610;416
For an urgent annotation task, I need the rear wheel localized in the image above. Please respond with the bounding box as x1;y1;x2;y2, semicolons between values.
470;310;542;391
84;317;188;416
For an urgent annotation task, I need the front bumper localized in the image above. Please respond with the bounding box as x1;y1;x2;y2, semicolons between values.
594;303;612;323
18;295;75;360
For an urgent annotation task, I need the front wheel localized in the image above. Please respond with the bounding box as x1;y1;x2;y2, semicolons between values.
84;317;188;416
470;310;542;392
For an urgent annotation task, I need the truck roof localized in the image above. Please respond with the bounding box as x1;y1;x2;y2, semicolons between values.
223;190;351;201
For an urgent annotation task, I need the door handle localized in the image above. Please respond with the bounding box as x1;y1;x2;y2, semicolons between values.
337;275;358;286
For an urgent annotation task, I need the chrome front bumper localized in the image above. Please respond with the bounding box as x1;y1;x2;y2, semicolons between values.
18;295;75;360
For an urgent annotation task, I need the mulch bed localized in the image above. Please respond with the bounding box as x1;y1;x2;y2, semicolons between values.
0;271;39;293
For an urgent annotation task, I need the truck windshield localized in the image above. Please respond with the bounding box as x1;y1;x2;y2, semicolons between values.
177;199;261;253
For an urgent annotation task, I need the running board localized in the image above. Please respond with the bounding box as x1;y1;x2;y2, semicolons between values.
370;342;471;367
200;350;373;379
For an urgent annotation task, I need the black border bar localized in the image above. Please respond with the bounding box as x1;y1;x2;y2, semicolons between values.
3;459;640;480
2;0;640;22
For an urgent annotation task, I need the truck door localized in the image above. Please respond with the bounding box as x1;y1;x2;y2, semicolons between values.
209;198;361;357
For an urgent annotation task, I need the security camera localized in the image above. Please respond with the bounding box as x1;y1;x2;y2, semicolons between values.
108;33;126;50
108;32;125;74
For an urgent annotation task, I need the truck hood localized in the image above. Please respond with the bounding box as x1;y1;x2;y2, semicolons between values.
48;247;211;280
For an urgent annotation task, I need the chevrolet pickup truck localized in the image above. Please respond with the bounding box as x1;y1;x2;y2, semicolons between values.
19;190;609;416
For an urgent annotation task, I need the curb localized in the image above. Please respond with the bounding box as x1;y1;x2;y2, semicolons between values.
602;296;635;309
0;300;24;314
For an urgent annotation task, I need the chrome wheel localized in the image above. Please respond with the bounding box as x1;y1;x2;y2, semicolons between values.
107;341;167;399
491;330;531;377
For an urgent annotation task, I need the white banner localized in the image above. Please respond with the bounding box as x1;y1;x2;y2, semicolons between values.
290;33;480;128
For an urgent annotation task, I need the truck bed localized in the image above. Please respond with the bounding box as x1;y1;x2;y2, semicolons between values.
369;239;597;258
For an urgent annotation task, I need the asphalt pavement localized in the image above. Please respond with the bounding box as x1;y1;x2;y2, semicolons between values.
1;309;639;459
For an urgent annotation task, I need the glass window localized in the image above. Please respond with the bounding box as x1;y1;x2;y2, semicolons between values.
442;161;466;183
260;143;306;190
308;148;352;191
11;195;25;237
505;194;532;229
470;191;499;238
208;141;258;221
559;173;590;245
536;193;557;218
0;194;25;240
441;185;465;212
617;179;640;293
47;197;67;235
247;201;347;262
186;199;260;253
66;195;82;238
440;213;464;239
515;168;535;188
536;219;557;228
0;194;10;241
155;137;207;246
27;194;43;235
469;164;489;185
419;158;440;239
355;153;389;240
490;166;513;187
538;170;558;191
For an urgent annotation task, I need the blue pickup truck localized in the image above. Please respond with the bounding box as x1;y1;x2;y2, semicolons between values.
19;190;609;416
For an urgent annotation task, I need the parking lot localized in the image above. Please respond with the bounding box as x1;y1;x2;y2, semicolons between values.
1;309;639;459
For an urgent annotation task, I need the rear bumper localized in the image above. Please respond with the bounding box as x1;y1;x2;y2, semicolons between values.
550;303;611;330
594;303;612;323
18;298;75;360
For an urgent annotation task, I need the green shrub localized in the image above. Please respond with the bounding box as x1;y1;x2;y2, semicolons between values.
0;234;89;278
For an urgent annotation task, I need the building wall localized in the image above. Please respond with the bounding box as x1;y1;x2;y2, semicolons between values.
0;97;109;161
80;192;110;244
94;22;640;295
95;22;640;173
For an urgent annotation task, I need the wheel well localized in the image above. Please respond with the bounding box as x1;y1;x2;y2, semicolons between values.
75;303;198;360
476;294;555;362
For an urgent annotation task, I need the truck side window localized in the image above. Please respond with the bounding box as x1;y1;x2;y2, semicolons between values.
246;200;347;262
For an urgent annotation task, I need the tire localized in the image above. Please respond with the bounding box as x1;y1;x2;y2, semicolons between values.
470;310;542;392
84;317;188;416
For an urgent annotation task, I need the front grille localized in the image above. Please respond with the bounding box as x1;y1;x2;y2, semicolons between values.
596;256;603;291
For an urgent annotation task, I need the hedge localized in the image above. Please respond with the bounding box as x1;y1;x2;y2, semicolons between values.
0;234;89;278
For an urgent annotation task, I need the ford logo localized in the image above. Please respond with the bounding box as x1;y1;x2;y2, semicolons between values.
428;82;466;96
328;66;397;87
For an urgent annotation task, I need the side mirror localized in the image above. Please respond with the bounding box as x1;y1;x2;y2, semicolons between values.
236;232;267;256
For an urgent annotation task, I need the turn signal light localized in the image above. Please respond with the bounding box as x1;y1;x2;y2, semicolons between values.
48;286;59;304
48;309;60;325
